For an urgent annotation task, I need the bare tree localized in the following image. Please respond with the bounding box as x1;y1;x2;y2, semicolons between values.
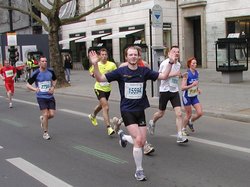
0;0;112;87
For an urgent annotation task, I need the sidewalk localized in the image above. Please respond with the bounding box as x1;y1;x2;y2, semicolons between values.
7;68;250;123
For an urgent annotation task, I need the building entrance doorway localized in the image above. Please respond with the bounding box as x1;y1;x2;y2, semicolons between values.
185;16;202;66
192;17;202;66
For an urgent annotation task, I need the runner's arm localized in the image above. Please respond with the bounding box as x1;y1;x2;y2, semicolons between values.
26;74;39;92
181;74;189;91
88;50;107;82
26;82;39;92
0;73;4;80
157;51;175;80
181;73;199;91
12;70;17;81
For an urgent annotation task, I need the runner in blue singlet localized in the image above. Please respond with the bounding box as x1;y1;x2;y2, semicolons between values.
181;57;203;134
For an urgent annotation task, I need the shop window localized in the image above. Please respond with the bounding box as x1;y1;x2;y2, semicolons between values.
163;23;172;57
70;41;86;63
119;30;146;62
226;17;250;58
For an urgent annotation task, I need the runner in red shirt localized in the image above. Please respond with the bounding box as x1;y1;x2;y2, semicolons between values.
0;60;16;108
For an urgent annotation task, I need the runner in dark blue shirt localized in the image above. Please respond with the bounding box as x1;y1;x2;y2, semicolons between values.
89;46;174;181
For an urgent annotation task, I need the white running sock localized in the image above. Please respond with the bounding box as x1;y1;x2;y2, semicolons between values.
133;147;143;171
124;134;134;144
178;131;182;137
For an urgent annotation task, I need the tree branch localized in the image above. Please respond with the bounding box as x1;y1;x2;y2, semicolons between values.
0;0;113;30
60;0;73;7
60;0;112;25
46;0;54;6
0;4;49;31
30;0;51;17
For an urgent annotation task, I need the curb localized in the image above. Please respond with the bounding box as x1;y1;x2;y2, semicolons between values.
203;110;250;123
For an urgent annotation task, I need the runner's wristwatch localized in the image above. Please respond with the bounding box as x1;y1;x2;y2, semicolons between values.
169;59;174;65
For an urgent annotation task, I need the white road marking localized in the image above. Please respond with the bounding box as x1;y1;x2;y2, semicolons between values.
13;98;38;106
3;96;250;155
0;146;3;149
59;109;103;121
0;95;37;106
0;118;24;127
171;135;250;154
6;157;73;187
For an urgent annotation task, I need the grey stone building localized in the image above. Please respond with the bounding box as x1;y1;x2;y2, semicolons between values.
1;0;250;69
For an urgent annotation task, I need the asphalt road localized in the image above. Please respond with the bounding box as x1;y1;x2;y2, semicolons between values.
0;87;250;187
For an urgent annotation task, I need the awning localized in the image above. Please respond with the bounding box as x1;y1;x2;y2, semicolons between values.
75;33;110;43
101;29;143;40
59;36;84;44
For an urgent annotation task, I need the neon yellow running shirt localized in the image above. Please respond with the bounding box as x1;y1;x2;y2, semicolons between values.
89;61;117;92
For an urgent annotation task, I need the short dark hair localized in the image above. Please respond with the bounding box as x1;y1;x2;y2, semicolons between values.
39;55;46;60
99;48;108;53
124;46;139;57
170;45;179;50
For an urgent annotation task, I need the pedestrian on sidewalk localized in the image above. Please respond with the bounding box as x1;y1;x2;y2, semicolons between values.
0;59;17;108
88;46;173;181
181;57;203;134
26;55;57;140
148;46;188;144
88;48;117;136
64;54;72;84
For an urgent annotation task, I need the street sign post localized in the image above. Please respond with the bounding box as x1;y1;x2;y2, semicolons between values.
7;32;17;46
151;4;163;28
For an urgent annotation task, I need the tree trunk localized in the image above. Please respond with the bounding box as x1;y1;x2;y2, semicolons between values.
48;19;69;88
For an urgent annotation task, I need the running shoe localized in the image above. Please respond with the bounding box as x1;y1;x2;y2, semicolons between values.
182;128;189;136
148;120;155;135
134;170;147;181
143;142;155;155
88;114;98;126
118;130;127;148
177;136;188;144
107;126;115;136
40;115;44;129
43;133;51;140
9;102;13;108
188;119;195;132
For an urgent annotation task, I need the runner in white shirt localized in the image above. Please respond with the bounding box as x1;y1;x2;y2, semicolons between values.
148;46;188;143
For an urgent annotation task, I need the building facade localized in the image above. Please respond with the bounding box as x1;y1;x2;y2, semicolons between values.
60;0;176;68
61;0;250;69
179;0;250;68
1;0;250;69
